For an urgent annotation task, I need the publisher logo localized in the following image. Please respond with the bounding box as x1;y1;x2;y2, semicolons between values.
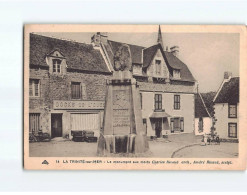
42;160;49;165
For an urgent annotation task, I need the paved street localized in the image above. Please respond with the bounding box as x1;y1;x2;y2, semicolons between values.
29;133;238;158
172;143;239;158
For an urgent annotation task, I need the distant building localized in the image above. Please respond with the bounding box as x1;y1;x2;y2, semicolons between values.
213;72;239;140
194;93;212;135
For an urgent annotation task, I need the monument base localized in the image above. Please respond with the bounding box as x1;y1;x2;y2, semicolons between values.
97;71;149;156
97;134;149;156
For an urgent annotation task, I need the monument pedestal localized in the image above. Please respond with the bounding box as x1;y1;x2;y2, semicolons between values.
97;71;149;156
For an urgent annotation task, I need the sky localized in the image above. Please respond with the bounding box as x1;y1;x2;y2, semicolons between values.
39;30;239;93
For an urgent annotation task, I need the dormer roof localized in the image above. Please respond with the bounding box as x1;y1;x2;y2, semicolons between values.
30;33;110;73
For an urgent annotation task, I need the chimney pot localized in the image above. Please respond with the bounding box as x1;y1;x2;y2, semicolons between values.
170;46;179;57
224;71;232;80
91;32;108;47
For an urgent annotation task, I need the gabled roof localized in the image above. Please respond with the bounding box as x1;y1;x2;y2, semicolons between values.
163;51;195;82
195;93;211;118
214;77;239;104
143;44;160;68
30;33;110;73
200;92;217;117
142;44;195;82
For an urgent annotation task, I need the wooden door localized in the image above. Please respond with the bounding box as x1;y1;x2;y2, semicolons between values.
155;119;162;138
51;114;62;138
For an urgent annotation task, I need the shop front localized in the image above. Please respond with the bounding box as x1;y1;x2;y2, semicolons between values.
52;100;105;138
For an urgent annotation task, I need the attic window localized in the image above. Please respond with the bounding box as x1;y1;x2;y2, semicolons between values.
53;59;61;73
155;60;161;75
173;69;180;79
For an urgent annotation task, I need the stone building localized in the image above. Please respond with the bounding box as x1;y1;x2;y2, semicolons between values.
213;72;239;141
29;27;197;139
29;33;111;138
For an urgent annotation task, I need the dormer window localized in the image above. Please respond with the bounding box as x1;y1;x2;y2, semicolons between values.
155;60;161;75
173;69;180;79
53;59;61;73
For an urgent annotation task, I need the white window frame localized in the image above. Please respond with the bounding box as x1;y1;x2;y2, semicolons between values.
29;79;40;97
53;59;62;73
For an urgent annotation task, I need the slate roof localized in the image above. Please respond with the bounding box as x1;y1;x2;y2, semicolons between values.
195;93;211;118
214;77;239;104
143;44;160;68
201;92;216;117
30;33;110;73
163;51;195;82
106;41;195;82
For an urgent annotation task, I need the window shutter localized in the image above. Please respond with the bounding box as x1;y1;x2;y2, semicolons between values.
170;118;174;132
180;117;184;132
29;80;33;96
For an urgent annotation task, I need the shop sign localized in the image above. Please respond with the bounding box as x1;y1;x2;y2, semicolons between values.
53;100;105;110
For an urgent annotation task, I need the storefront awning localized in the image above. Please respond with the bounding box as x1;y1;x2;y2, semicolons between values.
149;111;171;118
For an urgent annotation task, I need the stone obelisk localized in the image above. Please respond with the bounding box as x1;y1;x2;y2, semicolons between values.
97;44;149;156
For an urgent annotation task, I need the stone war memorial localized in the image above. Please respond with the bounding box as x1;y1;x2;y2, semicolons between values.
97;43;149;156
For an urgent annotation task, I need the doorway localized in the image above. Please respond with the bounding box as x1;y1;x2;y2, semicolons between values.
155;118;162;138
51;114;63;138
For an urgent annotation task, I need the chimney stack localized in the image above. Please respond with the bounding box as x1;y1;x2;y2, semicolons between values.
170;46;179;57
224;71;232;80
91;32;108;47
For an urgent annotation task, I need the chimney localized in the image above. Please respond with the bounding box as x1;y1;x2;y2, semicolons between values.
170;46;179;57
224;71;232;80
91;32;108;47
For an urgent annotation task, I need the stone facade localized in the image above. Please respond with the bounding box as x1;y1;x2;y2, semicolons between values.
29;66;110;137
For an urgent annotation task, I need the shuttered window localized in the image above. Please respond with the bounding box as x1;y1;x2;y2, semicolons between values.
71;82;81;99
155;94;162;110
170;117;184;132
228;123;237;138
229;104;237;118
29;113;40;133
29;79;40;97
174;95;180;110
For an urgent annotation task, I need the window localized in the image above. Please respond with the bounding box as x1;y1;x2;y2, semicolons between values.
29;113;40;133
154;94;162;110
170;117;184;133
53;59;61;73
198;117;204;132
155;60;161;75
173;69;180;79
174;95;180;110
228;123;237;138
143;119;147;135
71;82;81;99
140;93;142;109
229;104;237;118
29;79;40;97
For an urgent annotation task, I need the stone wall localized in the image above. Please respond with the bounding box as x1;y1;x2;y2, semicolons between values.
29;67;110;135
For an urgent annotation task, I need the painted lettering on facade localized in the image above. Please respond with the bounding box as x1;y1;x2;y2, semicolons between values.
53;100;105;109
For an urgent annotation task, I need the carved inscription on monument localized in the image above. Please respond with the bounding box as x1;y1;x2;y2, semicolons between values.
112;89;131;134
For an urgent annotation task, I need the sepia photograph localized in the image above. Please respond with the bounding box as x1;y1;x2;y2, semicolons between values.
24;24;246;170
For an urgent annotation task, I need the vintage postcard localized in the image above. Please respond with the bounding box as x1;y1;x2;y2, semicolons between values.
24;24;247;170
